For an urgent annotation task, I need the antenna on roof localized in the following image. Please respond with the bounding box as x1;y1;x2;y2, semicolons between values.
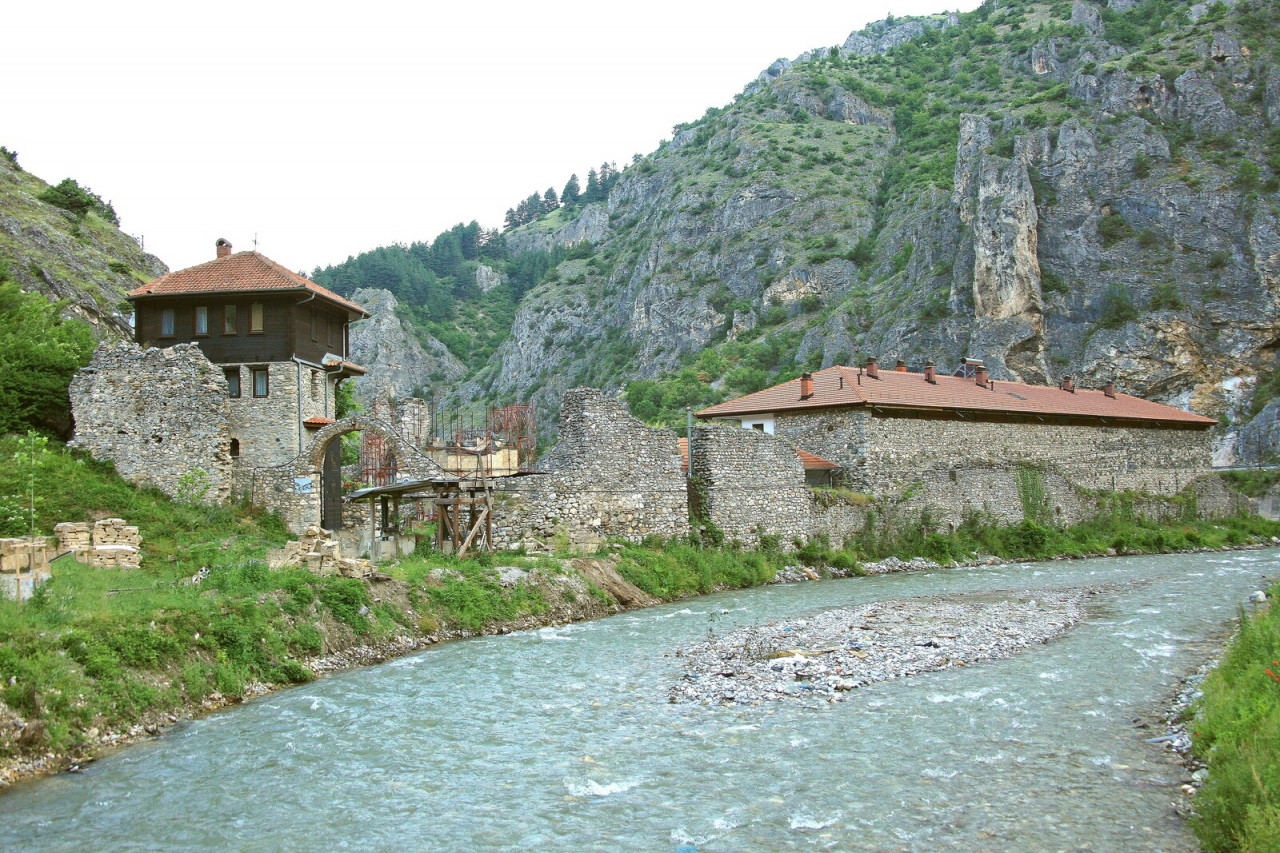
253;233;259;251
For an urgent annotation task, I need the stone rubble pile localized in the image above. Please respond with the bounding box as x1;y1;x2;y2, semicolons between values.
669;589;1093;706
269;526;372;578
56;519;142;569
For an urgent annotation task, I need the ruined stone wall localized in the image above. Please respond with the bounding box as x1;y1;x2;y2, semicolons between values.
70;342;232;502
690;423;811;550
491;389;688;550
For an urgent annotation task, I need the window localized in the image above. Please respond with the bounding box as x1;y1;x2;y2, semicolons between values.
160;308;175;337
310;308;318;341
229;438;240;457
224;305;238;334
194;306;208;336
250;302;264;333
225;367;241;398
252;367;269;397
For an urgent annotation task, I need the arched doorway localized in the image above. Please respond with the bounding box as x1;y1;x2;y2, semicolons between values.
303;416;412;531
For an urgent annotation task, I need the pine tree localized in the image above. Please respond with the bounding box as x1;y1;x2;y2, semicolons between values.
543;187;559;212
561;174;580;206
584;168;601;203
504;208;518;231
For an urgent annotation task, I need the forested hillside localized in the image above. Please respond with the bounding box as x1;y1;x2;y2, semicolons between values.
311;0;1280;460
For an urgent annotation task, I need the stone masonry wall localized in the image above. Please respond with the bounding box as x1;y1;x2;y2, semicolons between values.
773;410;1211;497
690;423;811;550
491;389;687;550
771;409;872;487
858;414;1212;497
225;362;337;469
70;342;231;503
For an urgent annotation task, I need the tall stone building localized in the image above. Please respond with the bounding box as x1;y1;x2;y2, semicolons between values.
126;238;370;468
72;239;370;505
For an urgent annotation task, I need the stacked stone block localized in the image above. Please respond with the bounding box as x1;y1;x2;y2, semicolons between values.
0;536;55;600
56;519;142;569
268;526;372;578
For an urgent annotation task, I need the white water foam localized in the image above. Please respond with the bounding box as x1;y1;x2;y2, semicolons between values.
563;778;642;797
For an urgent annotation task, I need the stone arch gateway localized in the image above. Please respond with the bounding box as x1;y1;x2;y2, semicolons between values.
233;415;450;536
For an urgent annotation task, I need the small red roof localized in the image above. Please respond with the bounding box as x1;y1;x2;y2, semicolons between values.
128;251;368;318
303;417;336;428
697;365;1216;427
797;449;840;470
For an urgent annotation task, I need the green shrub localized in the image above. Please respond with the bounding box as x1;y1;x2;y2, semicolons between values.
1098;211;1134;248
37;178;119;224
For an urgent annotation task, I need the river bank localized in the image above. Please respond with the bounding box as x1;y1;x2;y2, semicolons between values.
3;538;1275;794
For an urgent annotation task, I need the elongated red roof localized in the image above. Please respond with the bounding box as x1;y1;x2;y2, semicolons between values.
697;365;1216;427
128;251;368;317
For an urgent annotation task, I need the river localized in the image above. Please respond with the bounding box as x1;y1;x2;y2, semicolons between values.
0;548;1274;852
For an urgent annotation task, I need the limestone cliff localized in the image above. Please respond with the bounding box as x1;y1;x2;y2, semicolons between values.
348;288;466;406
460;0;1280;459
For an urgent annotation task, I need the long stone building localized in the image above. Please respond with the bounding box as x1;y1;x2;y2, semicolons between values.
697;357;1215;495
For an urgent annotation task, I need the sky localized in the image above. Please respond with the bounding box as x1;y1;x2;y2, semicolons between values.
3;0;977;274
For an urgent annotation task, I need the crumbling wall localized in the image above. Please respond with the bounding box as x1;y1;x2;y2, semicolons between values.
491;388;688;550
690;423;811;549
70;342;231;503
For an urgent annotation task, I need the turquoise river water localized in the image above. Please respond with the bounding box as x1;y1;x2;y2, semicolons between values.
0;548;1275;852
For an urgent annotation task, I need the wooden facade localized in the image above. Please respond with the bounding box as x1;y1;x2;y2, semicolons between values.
133;294;353;364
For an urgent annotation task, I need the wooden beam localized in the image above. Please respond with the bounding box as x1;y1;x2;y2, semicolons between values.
457;505;490;557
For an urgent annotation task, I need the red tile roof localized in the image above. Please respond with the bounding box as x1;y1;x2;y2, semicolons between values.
128;251;368;317
697;365;1216;427
796;449;841;470
303;417;336;428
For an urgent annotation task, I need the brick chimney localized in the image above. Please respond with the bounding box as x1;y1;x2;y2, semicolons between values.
1103;380;1116;399
800;372;814;399
895;359;907;372
1060;375;1075;393
865;356;879;379
924;359;936;384
216;238;232;259
974;363;989;387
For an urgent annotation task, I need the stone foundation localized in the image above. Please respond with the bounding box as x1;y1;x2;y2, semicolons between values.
267;526;372;578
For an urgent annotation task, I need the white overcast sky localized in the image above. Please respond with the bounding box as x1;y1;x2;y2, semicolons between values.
3;0;975;274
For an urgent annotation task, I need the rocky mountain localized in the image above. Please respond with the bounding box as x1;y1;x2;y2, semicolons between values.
348;287;466;404
0;152;166;338
442;0;1280;462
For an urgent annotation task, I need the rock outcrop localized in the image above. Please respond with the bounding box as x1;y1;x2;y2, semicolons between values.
348;288;465;405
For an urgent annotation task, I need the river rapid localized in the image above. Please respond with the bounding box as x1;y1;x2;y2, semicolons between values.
0;549;1274;852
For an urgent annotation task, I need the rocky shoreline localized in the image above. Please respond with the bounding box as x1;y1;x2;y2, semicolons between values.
668;588;1096;706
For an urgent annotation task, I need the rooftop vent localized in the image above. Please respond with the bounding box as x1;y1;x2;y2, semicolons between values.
865;356;879;379
216;238;232;259
894;359;907;373
924;359;937;384
800;372;814;400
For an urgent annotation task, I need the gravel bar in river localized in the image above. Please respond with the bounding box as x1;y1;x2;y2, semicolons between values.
669;587;1099;706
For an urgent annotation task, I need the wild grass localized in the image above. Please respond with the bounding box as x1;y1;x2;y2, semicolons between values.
1192;581;1280;853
